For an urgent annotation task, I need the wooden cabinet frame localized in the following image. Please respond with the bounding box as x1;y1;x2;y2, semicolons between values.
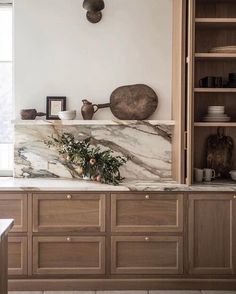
111;236;183;275
188;193;236;274
0;194;27;232
33;236;106;275
8;236;27;276
32;193;106;233
111;193;184;233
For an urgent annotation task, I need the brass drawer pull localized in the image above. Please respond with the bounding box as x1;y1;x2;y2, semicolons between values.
145;237;150;241
145;195;150;200
66;237;71;242
66;194;72;200
233;195;236;199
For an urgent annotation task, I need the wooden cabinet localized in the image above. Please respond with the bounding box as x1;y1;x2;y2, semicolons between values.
32;193;106;233
188;194;236;274
111;236;183;274
8;237;27;276
0;194;27;232
33;236;106;275
111;193;183;232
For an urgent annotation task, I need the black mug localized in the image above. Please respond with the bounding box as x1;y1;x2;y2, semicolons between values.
199;76;223;88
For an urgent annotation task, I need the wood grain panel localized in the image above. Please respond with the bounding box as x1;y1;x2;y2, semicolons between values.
196;1;236;18
33;236;105;275
111;236;183;274
111;194;183;232
0;194;27;232
189;194;236;274
8;237;27;276
33;193;106;232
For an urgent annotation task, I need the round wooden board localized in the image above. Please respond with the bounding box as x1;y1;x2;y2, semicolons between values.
110;84;158;120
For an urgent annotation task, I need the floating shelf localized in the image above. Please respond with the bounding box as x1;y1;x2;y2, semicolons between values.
194;122;236;127
194;88;236;93
195;53;236;60
196;18;236;28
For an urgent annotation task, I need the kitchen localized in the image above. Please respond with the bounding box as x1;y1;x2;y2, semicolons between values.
0;0;236;293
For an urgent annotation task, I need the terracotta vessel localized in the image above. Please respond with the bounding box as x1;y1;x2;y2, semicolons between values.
81;99;100;120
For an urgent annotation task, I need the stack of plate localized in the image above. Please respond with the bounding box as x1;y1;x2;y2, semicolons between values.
203;106;231;122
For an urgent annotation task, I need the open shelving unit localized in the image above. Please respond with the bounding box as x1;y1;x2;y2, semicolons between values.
187;0;236;185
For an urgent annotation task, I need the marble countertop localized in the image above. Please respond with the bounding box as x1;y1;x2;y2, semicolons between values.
0;219;14;241
0;178;236;192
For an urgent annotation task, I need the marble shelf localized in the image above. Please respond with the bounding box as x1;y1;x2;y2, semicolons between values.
12;119;175;126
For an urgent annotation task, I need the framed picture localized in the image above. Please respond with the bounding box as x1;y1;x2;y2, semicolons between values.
46;97;66;120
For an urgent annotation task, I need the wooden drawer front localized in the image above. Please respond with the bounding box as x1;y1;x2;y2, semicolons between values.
33;193;106;232
33;236;105;275
111;236;183;274
8;237;27;276
189;194;236;275
0;194;27;232
111;194;183;232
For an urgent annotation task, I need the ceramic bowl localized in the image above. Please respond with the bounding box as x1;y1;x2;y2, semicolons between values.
229;171;236;181
58;110;76;120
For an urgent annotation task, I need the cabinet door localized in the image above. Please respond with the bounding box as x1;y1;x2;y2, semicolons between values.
33;193;106;233
0;194;27;232
189;194;236;274
33;236;105;275
111;236;183;274
8;237;27;276
111;193;183;232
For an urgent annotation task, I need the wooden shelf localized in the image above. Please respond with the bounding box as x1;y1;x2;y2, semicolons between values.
196;18;236;28
194;88;236;93
194;122;236;127
195;53;236;60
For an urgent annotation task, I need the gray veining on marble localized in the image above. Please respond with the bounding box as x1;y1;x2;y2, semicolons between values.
14;122;173;181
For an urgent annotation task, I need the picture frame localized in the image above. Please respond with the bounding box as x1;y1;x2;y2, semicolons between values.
46;96;66;120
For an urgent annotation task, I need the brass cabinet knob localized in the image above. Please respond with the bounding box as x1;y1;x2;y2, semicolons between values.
145;195;150;200
145;237;150;241
233;195;236;199
66;237;71;242
66;194;72;200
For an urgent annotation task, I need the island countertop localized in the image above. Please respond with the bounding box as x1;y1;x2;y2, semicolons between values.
0;177;236;192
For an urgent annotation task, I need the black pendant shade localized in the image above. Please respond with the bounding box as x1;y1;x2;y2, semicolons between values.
83;0;105;23
83;0;105;12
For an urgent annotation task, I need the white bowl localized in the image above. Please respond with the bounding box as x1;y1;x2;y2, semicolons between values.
230;170;236;181
58;110;76;120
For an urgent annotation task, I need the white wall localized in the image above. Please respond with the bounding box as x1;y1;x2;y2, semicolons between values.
14;0;172;120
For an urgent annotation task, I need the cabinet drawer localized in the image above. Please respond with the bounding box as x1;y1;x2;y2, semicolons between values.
111;236;183;274
189;194;236;275
111;193;183;232
33;236;105;275
0;194;27;232
33;193;106;232
8;237;27;276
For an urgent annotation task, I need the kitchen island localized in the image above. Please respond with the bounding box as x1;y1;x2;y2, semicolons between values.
0;219;14;294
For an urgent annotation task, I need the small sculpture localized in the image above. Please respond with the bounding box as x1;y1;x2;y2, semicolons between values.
206;127;234;178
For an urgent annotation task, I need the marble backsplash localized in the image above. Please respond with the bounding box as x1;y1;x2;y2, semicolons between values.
14;121;174;181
